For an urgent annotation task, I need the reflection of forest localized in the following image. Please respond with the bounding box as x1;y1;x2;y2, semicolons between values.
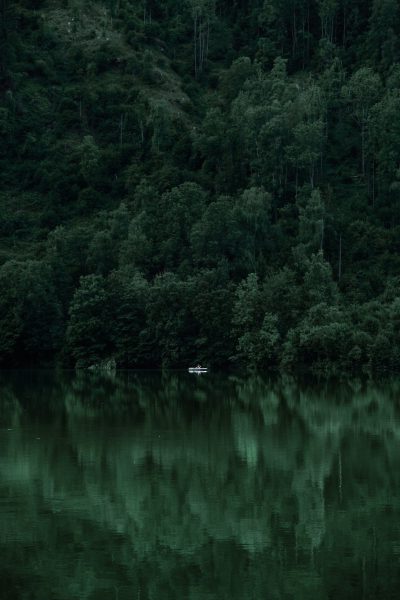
1;372;400;600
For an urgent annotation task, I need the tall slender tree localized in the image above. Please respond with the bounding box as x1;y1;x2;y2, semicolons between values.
187;0;216;76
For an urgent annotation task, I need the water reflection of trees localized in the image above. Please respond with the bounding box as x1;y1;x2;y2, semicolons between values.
1;372;400;599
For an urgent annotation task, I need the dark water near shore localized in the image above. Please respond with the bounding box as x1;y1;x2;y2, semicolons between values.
1;371;400;599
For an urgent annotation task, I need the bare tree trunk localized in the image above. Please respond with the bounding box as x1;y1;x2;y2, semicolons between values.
194;13;197;77
338;234;342;280
190;1;215;76
292;5;297;56
362;556;366;600
361;122;366;177
320;140;324;178
0;0;9;73
206;17;210;63
139;119;144;145
119;113;126;147
372;159;375;207
199;18;204;71
330;13;335;43
320;217;324;252
342;6;346;47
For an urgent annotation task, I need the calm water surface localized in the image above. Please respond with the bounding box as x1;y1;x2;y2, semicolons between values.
1;371;400;599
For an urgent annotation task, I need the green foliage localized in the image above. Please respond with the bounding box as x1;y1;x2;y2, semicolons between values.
78;135;100;184
0;260;62;365
297;188;325;257
110;270;151;367
191;196;241;269
283;303;351;368
233;274;280;367
219;56;255;102
303;251;338;306
145;272;196;367
367;0;400;70
66;274;112;368
2;0;400;371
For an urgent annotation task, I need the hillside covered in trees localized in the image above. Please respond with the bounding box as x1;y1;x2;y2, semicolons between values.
1;0;400;371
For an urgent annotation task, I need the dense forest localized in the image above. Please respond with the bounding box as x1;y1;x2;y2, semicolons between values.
1;0;400;370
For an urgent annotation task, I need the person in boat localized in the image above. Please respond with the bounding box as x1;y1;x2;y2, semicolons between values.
196;364;202;369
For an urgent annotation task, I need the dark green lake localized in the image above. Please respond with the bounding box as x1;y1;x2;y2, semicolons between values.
1;371;400;599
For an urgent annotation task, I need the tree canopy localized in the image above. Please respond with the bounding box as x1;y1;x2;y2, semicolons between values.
1;0;400;371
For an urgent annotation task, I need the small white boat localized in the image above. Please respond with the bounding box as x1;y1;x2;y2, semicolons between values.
188;367;208;373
